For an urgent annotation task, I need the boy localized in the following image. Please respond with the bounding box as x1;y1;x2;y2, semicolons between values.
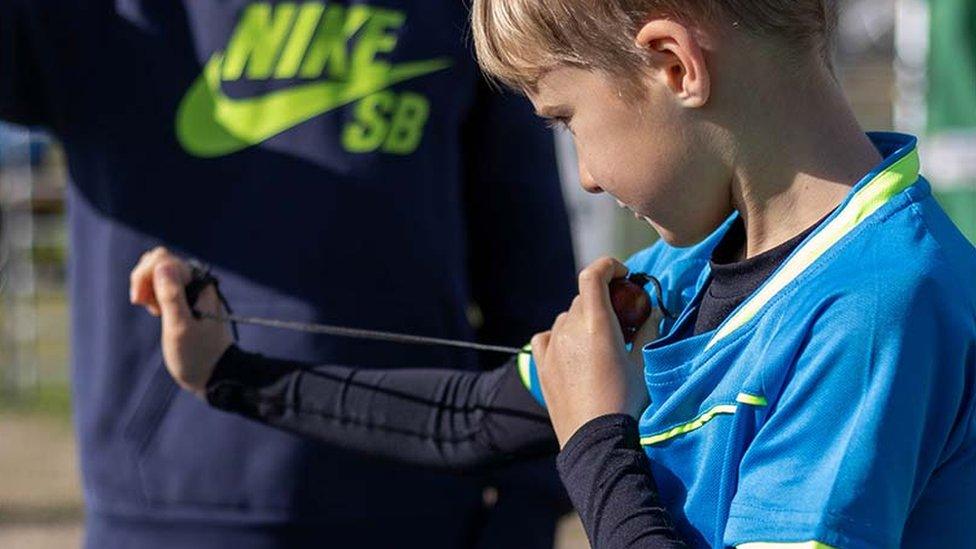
132;0;976;547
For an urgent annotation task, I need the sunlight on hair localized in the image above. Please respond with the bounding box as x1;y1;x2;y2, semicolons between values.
471;0;837;93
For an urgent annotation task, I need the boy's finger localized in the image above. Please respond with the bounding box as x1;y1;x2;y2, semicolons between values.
578;257;629;317
567;295;582;314
531;331;551;365
629;309;663;360
553;311;569;328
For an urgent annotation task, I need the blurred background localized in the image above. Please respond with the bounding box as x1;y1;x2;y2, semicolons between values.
0;0;972;547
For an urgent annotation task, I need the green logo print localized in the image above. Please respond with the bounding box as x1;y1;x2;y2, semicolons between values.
176;2;451;158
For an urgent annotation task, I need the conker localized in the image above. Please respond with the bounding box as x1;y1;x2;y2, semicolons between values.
609;273;654;343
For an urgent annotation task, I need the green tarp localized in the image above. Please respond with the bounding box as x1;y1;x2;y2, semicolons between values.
928;0;976;243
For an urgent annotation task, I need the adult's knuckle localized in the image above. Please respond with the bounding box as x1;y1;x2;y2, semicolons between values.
173;368;194;387
142;247;162;264
154;265;179;294
168;324;189;342
164;284;183;302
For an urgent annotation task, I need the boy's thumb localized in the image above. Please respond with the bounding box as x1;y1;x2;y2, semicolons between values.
153;261;192;330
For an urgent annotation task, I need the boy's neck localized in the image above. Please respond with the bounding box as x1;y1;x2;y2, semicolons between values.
727;65;883;259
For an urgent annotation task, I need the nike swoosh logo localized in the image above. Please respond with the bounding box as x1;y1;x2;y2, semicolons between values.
176;53;452;158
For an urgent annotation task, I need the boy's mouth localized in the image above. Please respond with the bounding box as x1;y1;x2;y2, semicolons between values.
616;199;649;222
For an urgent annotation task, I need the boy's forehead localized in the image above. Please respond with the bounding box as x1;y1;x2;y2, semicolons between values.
532;66;587;100
526;72;559;113
536;66;577;88
533;66;616;104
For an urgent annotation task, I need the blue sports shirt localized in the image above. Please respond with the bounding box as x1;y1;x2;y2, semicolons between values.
522;133;976;547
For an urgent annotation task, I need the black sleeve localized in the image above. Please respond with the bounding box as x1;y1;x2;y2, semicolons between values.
557;415;687;548
207;347;688;546
205;345;558;471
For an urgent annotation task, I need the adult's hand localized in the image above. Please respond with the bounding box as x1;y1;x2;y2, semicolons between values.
129;247;232;398
531;257;657;447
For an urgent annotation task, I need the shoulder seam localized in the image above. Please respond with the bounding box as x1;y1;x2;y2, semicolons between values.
907;199;976;313
899;199;976;465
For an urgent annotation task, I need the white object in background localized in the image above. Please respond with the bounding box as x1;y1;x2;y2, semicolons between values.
894;0;929;134
922;131;976;190
894;0;975;193
839;0;896;54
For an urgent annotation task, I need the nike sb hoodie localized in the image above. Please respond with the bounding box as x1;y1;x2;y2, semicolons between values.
0;1;575;547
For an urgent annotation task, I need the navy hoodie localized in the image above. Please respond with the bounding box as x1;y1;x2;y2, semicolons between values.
0;1;576;546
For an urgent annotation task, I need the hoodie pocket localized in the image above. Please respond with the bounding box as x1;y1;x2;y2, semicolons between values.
122;361;180;502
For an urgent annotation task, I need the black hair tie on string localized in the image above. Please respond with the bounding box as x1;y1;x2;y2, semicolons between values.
184;260;239;342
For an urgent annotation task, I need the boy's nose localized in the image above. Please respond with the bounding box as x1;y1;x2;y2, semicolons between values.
578;158;602;194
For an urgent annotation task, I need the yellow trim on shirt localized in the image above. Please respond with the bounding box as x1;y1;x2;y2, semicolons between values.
517;345;533;390
738;542;837;549
706;146;920;350
640;404;738;446
735;392;768;407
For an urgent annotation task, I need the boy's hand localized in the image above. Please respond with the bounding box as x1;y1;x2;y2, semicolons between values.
532;257;657;447
129;247;232;398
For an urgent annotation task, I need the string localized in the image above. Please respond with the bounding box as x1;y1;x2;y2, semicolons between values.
184;261;672;357
194;310;527;355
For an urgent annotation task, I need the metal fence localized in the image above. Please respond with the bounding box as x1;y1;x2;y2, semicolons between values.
0;125;68;402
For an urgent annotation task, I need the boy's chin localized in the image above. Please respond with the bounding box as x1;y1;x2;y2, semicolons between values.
653;222;717;249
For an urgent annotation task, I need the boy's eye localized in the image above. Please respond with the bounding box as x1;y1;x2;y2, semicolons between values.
544;116;571;131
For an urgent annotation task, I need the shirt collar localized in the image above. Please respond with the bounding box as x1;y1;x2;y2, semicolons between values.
704;132;921;350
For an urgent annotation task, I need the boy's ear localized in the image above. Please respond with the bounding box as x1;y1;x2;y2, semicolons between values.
635;20;710;108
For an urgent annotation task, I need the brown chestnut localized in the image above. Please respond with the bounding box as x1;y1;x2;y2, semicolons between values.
609;273;654;343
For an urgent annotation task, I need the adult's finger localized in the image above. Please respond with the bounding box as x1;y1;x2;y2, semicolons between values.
193;284;223;317
153;260;193;337
130;246;172;314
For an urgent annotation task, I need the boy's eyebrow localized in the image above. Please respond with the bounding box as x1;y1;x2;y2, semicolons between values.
533;107;554;118
533;105;569;118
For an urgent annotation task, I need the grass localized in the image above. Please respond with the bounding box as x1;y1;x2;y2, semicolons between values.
0;382;73;420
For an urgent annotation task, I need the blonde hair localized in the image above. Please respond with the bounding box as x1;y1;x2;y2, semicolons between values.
472;0;837;92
